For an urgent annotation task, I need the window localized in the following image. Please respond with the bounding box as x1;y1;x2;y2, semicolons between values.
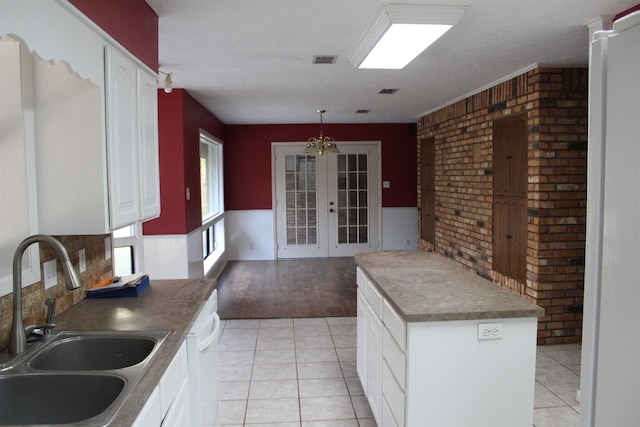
200;130;225;274
112;223;142;276
201;135;223;221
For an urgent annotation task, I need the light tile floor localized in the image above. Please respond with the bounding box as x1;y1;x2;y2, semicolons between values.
534;344;581;427
210;317;581;427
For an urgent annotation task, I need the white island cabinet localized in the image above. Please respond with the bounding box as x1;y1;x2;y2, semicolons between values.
356;251;543;427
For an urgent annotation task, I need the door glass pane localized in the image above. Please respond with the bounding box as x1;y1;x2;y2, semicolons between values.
285;155;318;246
336;153;369;244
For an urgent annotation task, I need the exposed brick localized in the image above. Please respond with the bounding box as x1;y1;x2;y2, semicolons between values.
417;67;587;345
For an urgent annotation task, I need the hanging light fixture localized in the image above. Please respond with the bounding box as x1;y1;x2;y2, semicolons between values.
159;71;173;93
304;109;340;155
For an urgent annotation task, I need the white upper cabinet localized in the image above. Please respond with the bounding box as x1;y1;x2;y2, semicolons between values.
105;45;161;229
105;46;142;229
138;66;161;221
1;1;160;234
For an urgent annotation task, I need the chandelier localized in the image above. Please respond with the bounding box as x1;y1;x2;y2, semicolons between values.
304;110;340;155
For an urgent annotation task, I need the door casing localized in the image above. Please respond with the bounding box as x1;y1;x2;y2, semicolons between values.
272;141;382;259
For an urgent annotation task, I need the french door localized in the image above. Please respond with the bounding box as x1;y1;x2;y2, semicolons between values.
274;143;380;258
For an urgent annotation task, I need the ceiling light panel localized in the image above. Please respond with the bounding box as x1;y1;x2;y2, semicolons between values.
351;4;466;70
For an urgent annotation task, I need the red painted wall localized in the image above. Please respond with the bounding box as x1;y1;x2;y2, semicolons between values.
615;3;640;21
224;123;417;210
143;90;225;235
69;0;158;71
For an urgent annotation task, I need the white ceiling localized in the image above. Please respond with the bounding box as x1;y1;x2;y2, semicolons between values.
146;0;636;125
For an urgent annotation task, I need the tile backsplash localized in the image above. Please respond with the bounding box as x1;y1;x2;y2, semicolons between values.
0;234;112;350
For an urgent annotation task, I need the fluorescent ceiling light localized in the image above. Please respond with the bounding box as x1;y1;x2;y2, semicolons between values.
351;4;466;70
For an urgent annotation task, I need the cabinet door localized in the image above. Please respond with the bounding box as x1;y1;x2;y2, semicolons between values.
493;197;510;275
493;115;528;198
137;68;161;221
162;377;191;427
367;305;383;425
132;386;161;427
420;138;436;244
105;46;140;229
357;287;368;393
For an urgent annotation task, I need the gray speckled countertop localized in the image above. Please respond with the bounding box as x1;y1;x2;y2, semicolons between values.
355;251;543;322
53;278;217;427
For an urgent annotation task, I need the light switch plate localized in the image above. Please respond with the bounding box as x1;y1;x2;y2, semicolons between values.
105;237;112;260
43;259;57;289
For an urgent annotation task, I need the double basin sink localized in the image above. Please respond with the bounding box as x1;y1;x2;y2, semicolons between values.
0;330;171;426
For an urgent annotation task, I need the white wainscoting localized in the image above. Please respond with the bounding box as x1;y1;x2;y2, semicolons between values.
381;207;418;250
225;210;275;261
225;207;417;261
143;229;204;279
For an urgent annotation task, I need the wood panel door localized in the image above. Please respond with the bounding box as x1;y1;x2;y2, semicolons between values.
493;197;527;282
493;114;528;282
494;115;528;198
420;138;436;244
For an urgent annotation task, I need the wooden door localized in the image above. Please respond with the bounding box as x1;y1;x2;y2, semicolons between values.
492;114;528;281
420;138;436;244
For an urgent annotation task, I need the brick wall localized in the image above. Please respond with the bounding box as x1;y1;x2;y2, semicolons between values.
417;67;587;345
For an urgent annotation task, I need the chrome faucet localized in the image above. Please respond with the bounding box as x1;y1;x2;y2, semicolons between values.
10;235;81;354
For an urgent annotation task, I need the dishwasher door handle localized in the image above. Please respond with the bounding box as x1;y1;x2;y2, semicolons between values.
199;312;221;352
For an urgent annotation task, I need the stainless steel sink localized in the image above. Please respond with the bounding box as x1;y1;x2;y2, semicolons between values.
0;330;172;426
29;334;158;371
0;373;125;425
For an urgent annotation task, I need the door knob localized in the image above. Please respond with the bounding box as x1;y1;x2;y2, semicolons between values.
329;208;335;213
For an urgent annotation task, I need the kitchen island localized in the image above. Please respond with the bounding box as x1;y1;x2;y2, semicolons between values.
54;278;217;426
355;250;544;427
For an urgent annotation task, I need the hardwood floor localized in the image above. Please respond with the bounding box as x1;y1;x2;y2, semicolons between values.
216;258;357;319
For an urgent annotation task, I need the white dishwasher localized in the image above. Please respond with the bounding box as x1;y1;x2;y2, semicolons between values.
186;288;221;426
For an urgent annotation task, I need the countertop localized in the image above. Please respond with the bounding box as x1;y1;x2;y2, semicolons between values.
53;277;217;426
355;250;544;322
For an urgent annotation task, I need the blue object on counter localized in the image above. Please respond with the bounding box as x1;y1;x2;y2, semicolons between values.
86;275;150;298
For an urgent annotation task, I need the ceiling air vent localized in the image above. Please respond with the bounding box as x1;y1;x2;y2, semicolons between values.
378;88;399;94
355;109;371;114
313;55;337;64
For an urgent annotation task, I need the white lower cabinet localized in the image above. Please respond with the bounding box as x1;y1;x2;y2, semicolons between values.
382;396;400;427
356;286;368;394
134;341;190;426
366;304;383;425
356;266;538;427
132;386;162;427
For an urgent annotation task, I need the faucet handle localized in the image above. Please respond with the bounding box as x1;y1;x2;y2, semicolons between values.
25;323;56;338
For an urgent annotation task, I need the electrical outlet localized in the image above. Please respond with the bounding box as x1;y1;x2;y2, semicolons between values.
478;322;503;340
79;248;86;273
43;259;57;289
